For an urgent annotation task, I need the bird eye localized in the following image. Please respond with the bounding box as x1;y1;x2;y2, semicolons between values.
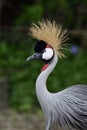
42;48;54;60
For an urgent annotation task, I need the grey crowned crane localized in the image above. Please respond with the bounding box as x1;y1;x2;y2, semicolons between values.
26;20;87;130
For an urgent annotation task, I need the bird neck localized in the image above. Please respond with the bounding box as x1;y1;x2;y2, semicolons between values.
35;54;58;110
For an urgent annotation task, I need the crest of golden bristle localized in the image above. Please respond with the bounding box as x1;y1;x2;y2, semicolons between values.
29;20;68;58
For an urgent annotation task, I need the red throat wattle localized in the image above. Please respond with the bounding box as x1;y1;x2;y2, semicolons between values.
41;64;49;72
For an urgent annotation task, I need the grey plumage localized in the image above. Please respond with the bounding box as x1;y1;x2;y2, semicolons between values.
51;85;87;130
35;54;87;130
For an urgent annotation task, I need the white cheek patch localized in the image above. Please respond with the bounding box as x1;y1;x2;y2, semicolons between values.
42;48;54;60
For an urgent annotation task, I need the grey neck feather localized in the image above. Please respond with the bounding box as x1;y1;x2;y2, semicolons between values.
36;54;58;120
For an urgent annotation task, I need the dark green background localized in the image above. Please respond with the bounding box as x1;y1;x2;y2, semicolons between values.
1;0;87;112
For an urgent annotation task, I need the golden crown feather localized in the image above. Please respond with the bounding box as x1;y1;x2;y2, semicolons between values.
29;20;68;58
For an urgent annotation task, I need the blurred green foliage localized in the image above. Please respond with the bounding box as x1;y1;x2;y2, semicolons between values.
0;41;87;112
1;0;87;111
15;5;44;25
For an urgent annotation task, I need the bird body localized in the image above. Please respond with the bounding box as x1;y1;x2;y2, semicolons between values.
36;54;87;130
27;20;87;130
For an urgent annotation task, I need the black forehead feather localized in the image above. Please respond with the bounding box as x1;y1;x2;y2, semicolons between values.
34;40;47;52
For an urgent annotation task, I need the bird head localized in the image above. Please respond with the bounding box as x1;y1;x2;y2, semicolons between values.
26;20;68;64
26;40;54;63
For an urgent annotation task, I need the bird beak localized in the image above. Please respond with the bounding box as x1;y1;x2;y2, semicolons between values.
26;53;42;61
